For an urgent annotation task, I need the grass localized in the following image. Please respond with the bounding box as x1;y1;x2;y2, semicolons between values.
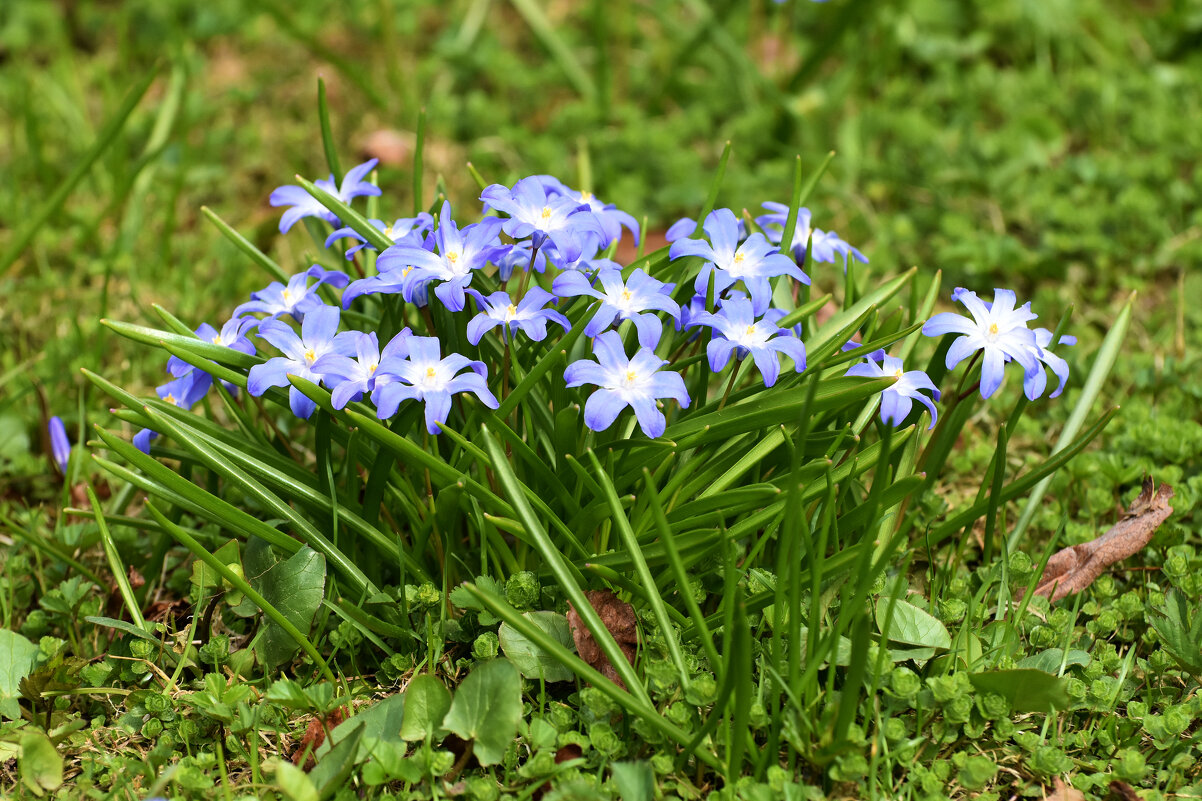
1;0;1201;798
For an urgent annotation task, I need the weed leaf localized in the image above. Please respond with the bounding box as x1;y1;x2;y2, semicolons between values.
442;658;522;766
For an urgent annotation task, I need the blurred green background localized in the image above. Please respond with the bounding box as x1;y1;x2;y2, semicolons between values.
1;0;1200;495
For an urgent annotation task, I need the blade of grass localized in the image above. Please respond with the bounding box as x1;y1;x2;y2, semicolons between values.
88;485;147;631
1008;293;1135;550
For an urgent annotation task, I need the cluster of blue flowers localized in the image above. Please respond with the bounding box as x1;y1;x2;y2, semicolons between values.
131;158;1074;451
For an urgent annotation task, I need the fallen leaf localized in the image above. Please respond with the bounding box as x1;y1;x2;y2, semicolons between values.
292;707;345;769
1022;477;1173;602
1044;776;1085;801
1108;780;1141;801
566;590;637;690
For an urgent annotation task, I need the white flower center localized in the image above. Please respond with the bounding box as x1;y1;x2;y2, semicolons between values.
505;304;518;321
304;348;317;365
986;322;1000;342
623;369;639;388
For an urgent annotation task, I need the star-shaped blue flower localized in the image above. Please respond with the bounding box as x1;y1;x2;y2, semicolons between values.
552;267;679;348
756;201;868;268
247;305;358;418
922;287;1041;399
311;329;412;409
374;201;506;312
481;177;605;263
689;297;807;387
845;350;940;428
269;159;381;233
234;266;349;321
668;208;808;315
324;213;434;259
465;287;570;345
373;336;499;434
563;331;690;438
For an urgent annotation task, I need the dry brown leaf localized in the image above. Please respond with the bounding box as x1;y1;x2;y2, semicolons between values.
291;707;345;768
566;590;638;690
1044;776;1086;801
1022;477;1174;602
1108;780;1141;801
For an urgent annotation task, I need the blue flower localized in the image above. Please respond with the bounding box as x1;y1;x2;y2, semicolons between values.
563;331;690;438
689;297;807;387
374;201;506;312
756;202;868;267
480;177;605;262
166;317;257;389
465;287;570;345
665;215;747;243
922;288;1040;399
668;208;808;315
552;267;680;348
311;329;411;409
373;337;499;434
48;416;70;473
269;159;381;233
1024;328;1076;400
324;213;434;259
234;266;349;321
845;351;940;428
534;175;640;247
494;240;549;282
134;372;212;453
247;305;358;418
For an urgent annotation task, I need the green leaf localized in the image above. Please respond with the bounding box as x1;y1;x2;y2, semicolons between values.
400;675;452;743
0;630;40;720
274;760;319;801
874;598;951;650
610;761;654;801
310;722;364;800
191;539;240;591
249;546;327;668
1016;648;1092;674
968;669;1072;713
264;678;313;711
19;731;63;796
441;658;522;766
498;611;575;682
316;695;406;761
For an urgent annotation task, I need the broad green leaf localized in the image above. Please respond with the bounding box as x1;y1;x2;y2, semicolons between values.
274;760;319;801
875;598;951;650
264;678;312;711
248;546;326;668
610;761;654;801
441;658;522;766
498;612;575;682
0;630;40;720
317;694;406;761
191;539;240;590
400;675;452;742
309;722;364;800
1016;648;1092;674
19;731;63;796
968;669;1072;713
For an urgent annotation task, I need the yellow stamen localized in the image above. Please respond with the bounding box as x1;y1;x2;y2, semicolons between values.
580;191;593;202
541;206;553;220
282;289;293;302
506;303;518;318
447;251;459;263
621;289;632;302
211;335;222;344
304;348;317;364
426;366;437;379
894;368;905;379
163;393;177;405
745;324;756;337
988;323;999;336
625;369;638;383
733;253;745;264
369;364;378;374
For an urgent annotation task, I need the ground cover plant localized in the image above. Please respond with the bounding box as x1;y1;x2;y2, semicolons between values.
2;0;1201;799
